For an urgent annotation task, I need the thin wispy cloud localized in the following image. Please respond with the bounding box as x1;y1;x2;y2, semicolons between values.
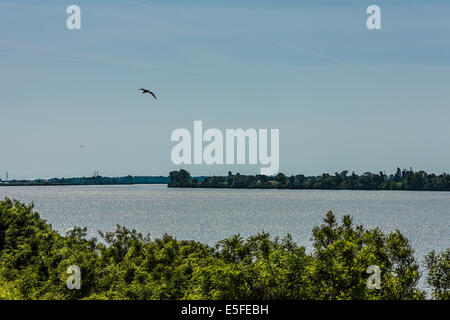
122;0;153;9
0;38;160;70
271;40;349;65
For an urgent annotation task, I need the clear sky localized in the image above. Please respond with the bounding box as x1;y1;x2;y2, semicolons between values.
1;0;449;179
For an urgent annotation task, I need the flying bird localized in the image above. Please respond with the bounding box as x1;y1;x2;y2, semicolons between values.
139;88;157;99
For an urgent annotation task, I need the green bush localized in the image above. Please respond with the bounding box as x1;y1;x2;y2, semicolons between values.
425;249;450;300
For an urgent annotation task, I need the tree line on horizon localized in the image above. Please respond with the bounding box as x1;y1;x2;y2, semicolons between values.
168;168;450;191
0;175;170;186
0;198;448;300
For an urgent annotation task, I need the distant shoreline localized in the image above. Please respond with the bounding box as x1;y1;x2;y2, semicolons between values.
3;167;450;192
0;175;170;186
0;183;169;187
168;169;450;192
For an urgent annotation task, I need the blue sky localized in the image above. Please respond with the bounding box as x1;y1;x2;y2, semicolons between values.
1;0;449;179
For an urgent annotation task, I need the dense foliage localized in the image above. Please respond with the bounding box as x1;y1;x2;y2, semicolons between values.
168;168;450;191
425;249;450;300
0;198;448;300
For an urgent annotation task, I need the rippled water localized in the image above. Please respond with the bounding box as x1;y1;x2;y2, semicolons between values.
1;185;449;265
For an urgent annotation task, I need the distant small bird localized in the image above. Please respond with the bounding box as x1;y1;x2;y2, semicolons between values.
139;88;157;99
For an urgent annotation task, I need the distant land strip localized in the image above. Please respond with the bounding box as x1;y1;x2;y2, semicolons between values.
168;168;450;191
0;175;170;186
2;168;450;191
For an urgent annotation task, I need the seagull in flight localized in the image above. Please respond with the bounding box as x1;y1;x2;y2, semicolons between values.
139;88;157;99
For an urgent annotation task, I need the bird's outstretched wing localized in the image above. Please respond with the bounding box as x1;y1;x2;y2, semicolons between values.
138;88;157;99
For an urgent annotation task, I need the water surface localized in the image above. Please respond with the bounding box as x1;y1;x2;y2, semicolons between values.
1;185;448;263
